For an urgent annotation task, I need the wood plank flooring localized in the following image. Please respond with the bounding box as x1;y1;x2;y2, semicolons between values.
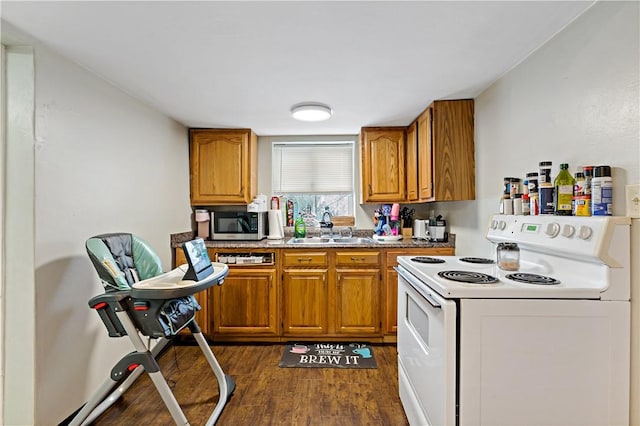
92;343;409;425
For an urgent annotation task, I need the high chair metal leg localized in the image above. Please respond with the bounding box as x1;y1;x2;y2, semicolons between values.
188;322;236;426
69;330;172;425
116;309;190;425
71;310;234;426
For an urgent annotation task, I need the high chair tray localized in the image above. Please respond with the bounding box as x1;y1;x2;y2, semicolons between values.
131;263;228;299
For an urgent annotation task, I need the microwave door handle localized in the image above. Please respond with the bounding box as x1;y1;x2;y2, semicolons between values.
395;266;441;309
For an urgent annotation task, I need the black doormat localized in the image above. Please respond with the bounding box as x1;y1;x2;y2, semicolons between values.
278;343;377;369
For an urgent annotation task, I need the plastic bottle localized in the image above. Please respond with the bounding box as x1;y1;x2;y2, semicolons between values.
592;165;612;216
573;171;587;216
509;178;521;199
522;193;530;216
502;197;513;215
527;172;539;215
294;213;306;238
529;193;539;216
513;193;523;215
578;166;593;217
554;163;575;216
538;162;553;186
539;161;554;215
527;172;539;195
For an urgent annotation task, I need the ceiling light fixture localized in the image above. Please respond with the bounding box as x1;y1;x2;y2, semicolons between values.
290;102;333;122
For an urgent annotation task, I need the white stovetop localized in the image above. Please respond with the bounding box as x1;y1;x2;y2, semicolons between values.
397;254;609;299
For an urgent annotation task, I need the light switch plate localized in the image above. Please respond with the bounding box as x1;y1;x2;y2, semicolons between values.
626;184;640;218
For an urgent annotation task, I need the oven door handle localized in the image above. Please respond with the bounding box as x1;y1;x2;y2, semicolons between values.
395;266;441;309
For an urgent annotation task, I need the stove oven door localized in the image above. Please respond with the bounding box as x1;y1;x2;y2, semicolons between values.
396;266;457;426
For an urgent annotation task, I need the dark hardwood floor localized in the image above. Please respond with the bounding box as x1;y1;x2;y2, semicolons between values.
92;343;409;425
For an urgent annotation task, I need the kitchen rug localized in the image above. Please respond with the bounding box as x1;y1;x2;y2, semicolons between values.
278;343;377;369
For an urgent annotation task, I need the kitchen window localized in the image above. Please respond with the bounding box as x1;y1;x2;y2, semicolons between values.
272;140;355;225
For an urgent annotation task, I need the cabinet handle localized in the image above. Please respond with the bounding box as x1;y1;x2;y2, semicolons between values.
368;184;372;196
350;257;366;262
297;257;313;262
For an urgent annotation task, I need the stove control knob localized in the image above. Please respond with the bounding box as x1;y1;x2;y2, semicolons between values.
561;224;575;238
545;222;560;238
577;225;593;240
490;220;498;230
498;220;507;230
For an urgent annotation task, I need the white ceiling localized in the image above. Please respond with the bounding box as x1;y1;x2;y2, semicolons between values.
1;1;594;136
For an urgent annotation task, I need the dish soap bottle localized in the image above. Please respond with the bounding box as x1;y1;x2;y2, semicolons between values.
294;213;306;238
554;163;575;216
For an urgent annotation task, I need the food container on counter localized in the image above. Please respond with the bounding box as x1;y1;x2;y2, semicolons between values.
497;242;520;271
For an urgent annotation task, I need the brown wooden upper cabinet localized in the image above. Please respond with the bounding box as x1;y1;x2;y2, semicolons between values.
189;129;257;205
416;99;475;202
405;121;419;202
360;127;407;203
360;99;474;204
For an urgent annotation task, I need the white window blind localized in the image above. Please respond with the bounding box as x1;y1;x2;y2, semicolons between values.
272;142;354;193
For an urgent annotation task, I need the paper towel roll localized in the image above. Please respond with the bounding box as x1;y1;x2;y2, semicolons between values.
267;209;284;239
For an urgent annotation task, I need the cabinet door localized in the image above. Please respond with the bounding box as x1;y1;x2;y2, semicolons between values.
334;269;380;335
175;249;209;335
189;129;257;205
211;268;278;336
405;121;419;202
417;108;433;200
418;100;475;202
282;269;328;336
431;100;475;201
360;128;406;203
385;268;399;334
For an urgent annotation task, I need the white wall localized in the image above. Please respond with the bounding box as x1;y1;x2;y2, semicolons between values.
434;2;640;423
2;45;36;426
2;23;192;425
434;1;639;257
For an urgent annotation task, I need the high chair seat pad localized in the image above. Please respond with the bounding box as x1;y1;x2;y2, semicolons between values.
86;233;163;291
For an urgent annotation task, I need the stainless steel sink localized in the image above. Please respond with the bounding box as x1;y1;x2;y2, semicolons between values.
333;237;375;244
286;237;374;245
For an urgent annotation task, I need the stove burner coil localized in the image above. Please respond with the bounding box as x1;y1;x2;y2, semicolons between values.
437;270;499;284
506;273;560;285
459;257;495;264
411;256;446;264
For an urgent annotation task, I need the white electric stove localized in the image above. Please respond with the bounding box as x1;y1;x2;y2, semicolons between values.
396;214;631;426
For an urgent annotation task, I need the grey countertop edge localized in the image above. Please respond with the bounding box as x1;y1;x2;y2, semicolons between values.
170;230;456;250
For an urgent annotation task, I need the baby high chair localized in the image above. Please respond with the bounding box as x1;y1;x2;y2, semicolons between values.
70;233;234;426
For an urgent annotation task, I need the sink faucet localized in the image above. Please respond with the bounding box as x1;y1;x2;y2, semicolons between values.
320;208;334;236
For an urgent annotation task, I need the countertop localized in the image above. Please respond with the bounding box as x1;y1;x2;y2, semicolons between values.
170;230;456;250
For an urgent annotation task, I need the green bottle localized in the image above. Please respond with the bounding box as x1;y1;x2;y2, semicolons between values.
554;163;575;216
294;213;306;238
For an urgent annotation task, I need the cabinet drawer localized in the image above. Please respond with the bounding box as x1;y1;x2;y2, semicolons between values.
335;251;380;267
386;248;455;267
282;251;328;267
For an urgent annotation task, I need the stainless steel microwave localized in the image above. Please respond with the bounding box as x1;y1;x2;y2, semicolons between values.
211;211;267;241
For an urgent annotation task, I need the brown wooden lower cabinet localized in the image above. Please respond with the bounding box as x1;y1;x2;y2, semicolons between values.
174;245;454;342
334;268;380;335
333;250;381;337
211;267;278;336
282;268;328;336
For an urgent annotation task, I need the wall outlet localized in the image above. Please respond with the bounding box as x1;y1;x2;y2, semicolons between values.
626;184;640;218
